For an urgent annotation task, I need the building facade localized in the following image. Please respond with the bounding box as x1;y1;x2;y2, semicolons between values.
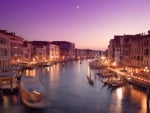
0;30;10;71
51;41;75;60
47;44;60;61
9;33;24;65
75;49;102;60
30;41;60;62
22;41;32;63
108;30;150;72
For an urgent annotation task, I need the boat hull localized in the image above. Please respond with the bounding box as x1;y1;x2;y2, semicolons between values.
20;76;46;108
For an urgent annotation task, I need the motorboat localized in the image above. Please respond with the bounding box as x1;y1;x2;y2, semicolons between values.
20;75;46;108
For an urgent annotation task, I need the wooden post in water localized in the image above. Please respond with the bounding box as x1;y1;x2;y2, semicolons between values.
145;66;150;113
147;85;150;113
0;88;3;101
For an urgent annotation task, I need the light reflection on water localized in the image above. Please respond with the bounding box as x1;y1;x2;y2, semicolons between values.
0;59;149;113
109;88;123;113
24;69;36;77
129;86;147;113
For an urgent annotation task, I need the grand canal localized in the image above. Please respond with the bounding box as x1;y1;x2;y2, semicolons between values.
0;59;149;113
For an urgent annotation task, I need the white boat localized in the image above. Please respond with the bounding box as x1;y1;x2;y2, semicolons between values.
111;80;125;87
20;76;47;108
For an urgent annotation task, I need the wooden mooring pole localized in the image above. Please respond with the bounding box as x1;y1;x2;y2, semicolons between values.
0;88;3;102
147;85;150;113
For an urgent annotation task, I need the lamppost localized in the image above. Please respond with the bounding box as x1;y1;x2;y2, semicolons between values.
144;66;150;113
144;66;150;77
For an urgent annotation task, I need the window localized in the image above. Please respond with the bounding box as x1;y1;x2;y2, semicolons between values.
144;49;149;56
140;56;143;61
144;40;149;46
137;56;140;60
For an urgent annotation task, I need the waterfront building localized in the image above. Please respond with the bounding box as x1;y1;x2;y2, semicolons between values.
0;30;10;71
130;34;144;73
143;32;150;67
86;49;99;58
30;41;60;62
47;44;60;61
51;41;75;61
75;49;88;59
0;30;23;67
22;41;32;63
114;36;123;66
9;33;24;65
75;49;102;60
33;46;47;62
108;30;150;73
31;41;49;62
108;39;115;64
121;35;135;67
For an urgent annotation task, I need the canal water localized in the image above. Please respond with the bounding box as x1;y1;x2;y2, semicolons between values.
0;59;149;113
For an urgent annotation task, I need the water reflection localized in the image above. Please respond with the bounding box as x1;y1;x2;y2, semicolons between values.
110;88;123;113
77;60;81;73
129;87;147;113
49;64;60;82
2;95;19;109
116;88;123;100
24;69;36;77
3;96;9;108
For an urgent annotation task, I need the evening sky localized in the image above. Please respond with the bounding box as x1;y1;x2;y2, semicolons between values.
0;0;150;50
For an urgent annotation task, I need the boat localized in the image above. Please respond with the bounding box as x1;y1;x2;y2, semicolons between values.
20;75;47;108
111;80;125;88
87;76;94;86
101;78;109;84
102;71;116;77
23;65;37;70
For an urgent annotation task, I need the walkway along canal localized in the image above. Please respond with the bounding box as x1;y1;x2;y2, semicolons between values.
0;59;149;113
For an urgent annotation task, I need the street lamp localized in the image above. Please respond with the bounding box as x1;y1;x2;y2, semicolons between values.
112;62;117;67
144;66;149;85
144;66;150;74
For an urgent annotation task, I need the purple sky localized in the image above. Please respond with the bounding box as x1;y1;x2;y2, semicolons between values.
0;0;150;50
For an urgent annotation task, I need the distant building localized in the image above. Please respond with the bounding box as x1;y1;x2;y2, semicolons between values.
9;33;24;65
30;41;48;62
75;49;102;59
75;49;86;59
22;41;32;62
51;41;75;60
30;41;60;62
47;44;60;61
108;39;115;63
143;33;150;67
0;30;10;71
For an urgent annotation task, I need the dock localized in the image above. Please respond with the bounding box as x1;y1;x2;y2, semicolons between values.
0;72;19;92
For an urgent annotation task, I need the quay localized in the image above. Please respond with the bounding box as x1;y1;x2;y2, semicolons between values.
89;59;150;89
0;71;21;102
0;72;19;92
